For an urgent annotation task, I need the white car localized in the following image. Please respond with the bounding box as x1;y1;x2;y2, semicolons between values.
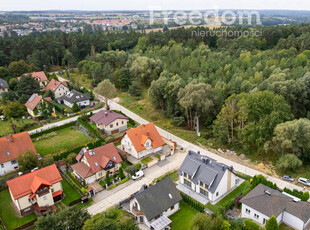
132;170;144;180
298;177;310;186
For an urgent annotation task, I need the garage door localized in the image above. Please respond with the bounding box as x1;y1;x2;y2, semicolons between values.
111;129;119;135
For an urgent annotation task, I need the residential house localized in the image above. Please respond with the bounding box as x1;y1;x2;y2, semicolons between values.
20;71;49;88
90;110;128;135
7;164;63;216
120;122;165;159
25;94;55;118
45;79;69;98
128;177;182;230
71;143;122;184
0;78;8;94
178;151;239;203
240;184;310;230
0;132;38;176
57;90;90;108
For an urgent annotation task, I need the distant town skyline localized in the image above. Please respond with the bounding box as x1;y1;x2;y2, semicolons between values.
1;0;310;11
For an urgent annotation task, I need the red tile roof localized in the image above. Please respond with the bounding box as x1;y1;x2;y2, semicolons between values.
73;143;122;178
0;132;37;164
25;93;42;111
125;123;165;152
45;79;68;93
89;110;128;126
20;71;48;82
7;164;62;200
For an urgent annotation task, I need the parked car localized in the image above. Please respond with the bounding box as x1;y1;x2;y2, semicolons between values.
298;177;310;186
283;175;294;182
132;170;144;180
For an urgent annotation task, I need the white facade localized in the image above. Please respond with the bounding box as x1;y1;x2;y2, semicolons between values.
179;169;238;202
0;159;19;176
242;204;308;230
121;134;163;159
54;85;69;98
129;197;179;228
96;118;128;135
63;98;90;108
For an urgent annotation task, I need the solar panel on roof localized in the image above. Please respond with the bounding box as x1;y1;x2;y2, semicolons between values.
28;94;36;102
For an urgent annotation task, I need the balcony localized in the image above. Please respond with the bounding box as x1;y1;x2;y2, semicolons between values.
131;206;144;215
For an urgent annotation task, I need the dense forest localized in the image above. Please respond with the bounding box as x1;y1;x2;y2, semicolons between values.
2;24;310;170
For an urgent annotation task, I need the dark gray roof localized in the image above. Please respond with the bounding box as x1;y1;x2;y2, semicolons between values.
135;177;182;221
178;151;233;193
240;184;310;222
0;78;8;89
59;90;90;103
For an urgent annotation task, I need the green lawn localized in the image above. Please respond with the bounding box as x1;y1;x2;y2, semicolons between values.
0;119;40;138
279;223;294;230
0;190;37;230
61;176;82;206
141;156;154;165
170;201;198;230
205;181;251;213
33;126;91;156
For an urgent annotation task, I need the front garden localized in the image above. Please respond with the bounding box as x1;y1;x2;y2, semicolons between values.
170;201;198;230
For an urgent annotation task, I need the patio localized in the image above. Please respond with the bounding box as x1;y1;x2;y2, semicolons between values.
176;181;209;205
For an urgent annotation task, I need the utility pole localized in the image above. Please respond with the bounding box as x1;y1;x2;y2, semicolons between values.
195;116;200;137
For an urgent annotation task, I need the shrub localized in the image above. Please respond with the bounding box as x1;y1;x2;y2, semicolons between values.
119;178;129;185
99;180;106;188
135;163;141;170
265;216;279;230
107;184;117;190
72;102;80;112
301;191;310;201
244;219;261;230
105;206;118;219
105;172;111;185
125;165;138;175
118;167;125;179
276;154;302;171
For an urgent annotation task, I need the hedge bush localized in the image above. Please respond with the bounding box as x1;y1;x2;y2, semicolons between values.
119;178;129;185
181;193;204;212
77;117;103;140
99;181;106;188
283;187;309;201
251;175;277;190
108;184;117;190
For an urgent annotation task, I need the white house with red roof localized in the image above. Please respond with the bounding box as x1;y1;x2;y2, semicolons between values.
71;143;122;184
6;164;63;216
0;132;38;176
120;122;166;159
45;79;69;98
25;94;55;118
20;71;49;88
89;110;128;135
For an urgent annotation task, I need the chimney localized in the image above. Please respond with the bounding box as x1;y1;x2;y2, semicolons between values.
105;111;108;116
9;134;14;143
146;131;150;136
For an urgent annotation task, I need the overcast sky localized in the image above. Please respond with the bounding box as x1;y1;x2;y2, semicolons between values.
1;0;310;11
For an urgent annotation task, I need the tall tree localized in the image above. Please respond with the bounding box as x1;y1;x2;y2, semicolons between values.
94;79;117;110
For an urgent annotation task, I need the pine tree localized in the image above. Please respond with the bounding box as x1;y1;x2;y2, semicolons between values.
105;172;111;186
118;167;125;179
72;102;80;112
265;216;279;230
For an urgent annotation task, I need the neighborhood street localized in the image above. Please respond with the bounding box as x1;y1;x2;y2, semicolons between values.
48;74;307;215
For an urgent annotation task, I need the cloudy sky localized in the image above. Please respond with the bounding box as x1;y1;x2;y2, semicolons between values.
1;0;310;11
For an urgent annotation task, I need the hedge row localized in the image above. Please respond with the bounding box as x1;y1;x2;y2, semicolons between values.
53;139;104;161
77;117;103;140
283;187;309;201
30;121;77;139
251;175;277;190
181;193;204;212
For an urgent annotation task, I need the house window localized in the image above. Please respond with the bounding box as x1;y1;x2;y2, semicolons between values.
183;172;188;178
216;192;219;197
110;124;113;128
116;122;119;126
98;171;103;177
28;198;32;203
254;213;259;219
200;181;203;187
200;188;208;197
171;205;174;210
43;196;47;200
184;179;191;188
122;121;124;124
51;188;54;193
145;142;149;147
245;208;250;214
11;160;17;165
0;164;3;168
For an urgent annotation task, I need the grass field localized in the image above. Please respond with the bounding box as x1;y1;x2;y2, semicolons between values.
61;177;82;206
33;127;91;156
0;190;37;230
141;156;154;165
205;181;251;213
0;119;40;138
170;201;198;230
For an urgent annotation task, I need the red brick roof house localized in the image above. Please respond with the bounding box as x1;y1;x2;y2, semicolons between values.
19;71;49;88
89;110;128;135
71;143;122;184
7;164;63;216
45;79;69;98
120;122;166;159
0;132;38;176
